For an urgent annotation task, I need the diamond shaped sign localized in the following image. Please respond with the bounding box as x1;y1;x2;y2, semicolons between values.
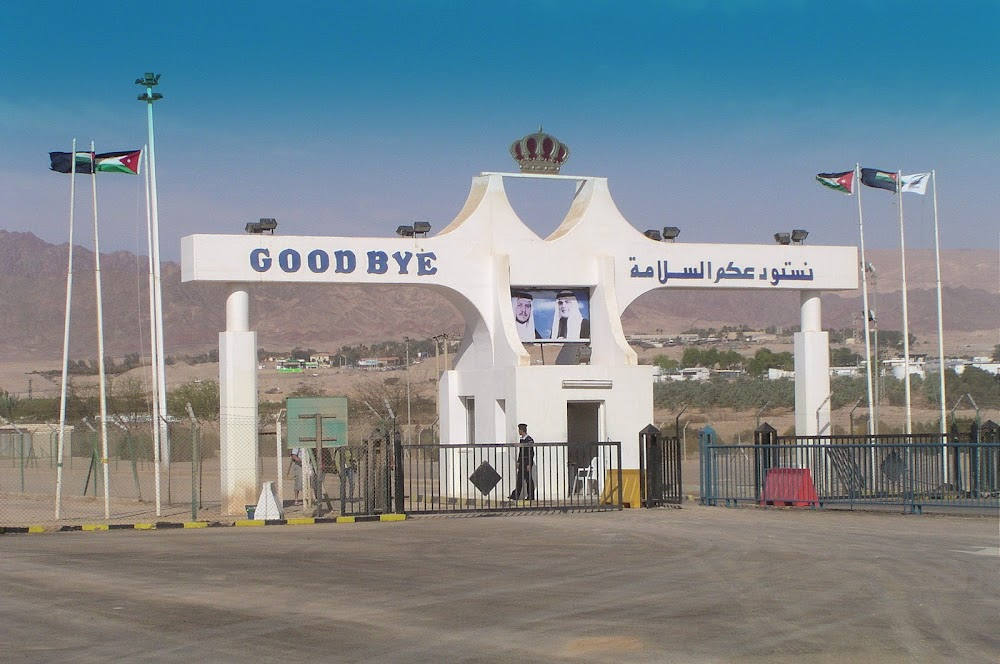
469;461;502;496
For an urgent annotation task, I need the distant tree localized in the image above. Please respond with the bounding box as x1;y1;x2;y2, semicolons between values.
290;347;314;361
926;367;999;409
830;347;862;366
745;349;793;377
652;355;679;371
0;390;22;421
288;384;327;398
108;376;151;421
167;380;220;420
993;344;1000;362
717;350;745;370
877;330;916;349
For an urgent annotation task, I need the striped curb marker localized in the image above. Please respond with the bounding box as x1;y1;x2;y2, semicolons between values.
2;513;407;535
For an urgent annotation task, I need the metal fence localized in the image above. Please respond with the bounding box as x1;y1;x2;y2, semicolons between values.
0;417;281;527
700;422;1000;513
401;441;624;514
0;417;623;527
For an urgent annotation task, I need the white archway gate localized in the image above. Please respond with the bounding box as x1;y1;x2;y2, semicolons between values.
183;172;857;514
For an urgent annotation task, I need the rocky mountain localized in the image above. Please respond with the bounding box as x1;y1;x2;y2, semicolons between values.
0;230;996;362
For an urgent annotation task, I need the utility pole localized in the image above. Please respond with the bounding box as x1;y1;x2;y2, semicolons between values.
136;72;167;515
404;337;411;444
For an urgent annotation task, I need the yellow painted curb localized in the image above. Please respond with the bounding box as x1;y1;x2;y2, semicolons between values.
82;524;109;531
182;522;209;529
336;516;356;523
234;519;265;527
28;526;47;533
134;523;156;530
379;514;406;522
287;518;316;525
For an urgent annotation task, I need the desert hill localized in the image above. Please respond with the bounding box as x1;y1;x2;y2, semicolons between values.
0;230;996;364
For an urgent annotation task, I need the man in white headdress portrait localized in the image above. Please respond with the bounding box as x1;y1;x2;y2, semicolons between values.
550;290;590;340
512;290;541;342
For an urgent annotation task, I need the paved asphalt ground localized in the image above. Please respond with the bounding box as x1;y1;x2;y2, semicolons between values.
2;506;998;663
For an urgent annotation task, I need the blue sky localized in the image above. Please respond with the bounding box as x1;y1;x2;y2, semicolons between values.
2;1;997;260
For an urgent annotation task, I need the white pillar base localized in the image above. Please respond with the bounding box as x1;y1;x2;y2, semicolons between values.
794;330;831;437
220;329;258;515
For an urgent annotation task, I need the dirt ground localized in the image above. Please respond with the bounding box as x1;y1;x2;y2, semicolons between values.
3;507;998;662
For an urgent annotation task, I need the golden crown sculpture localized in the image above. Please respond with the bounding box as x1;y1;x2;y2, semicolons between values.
509;127;570;174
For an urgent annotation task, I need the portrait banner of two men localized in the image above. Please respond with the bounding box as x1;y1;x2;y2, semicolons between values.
511;288;591;343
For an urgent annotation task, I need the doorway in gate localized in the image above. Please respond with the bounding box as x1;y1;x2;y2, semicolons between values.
567;401;602;492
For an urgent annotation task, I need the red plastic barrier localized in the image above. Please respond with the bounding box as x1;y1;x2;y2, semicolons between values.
761;468;818;507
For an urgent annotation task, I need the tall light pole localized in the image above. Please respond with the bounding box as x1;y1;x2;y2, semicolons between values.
404;336;411;444
866;262;880;435
136;72;169;506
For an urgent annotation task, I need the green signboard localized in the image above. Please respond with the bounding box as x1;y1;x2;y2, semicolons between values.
286;397;348;449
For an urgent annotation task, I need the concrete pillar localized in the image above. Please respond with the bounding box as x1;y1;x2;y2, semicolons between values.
219;284;258;515
794;290;831;437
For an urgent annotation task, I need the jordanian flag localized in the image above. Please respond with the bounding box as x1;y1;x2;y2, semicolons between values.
95;150;141;174
49;150;141;175
49;151;95;174
816;170;854;194
860;168;898;192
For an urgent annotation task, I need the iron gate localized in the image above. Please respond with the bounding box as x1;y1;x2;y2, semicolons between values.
638;424;683;507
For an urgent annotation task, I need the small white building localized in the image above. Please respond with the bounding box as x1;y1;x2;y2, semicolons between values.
670;367;711;382
884;356;926;380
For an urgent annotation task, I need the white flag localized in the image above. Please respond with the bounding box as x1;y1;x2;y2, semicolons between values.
900;172;931;195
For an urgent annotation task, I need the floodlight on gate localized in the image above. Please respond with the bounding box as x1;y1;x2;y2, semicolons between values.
791;229;809;244
396;225;414;237
774;232;791;245
412;221;431;237
662;226;681;241
245;218;277;234
643;229;662;241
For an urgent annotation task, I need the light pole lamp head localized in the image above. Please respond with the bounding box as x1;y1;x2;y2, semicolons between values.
412;221;431;237
662;226;681;241
136;73;161;87
774;232;791;245
791;229;809;244
643;229;662;241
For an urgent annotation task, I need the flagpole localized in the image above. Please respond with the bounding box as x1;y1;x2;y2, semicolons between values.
855;164;876;438
54;139;78;520
930;170;948;483
137;73;170;487
90;140;112;519
896;170;913;435
143;146;163;515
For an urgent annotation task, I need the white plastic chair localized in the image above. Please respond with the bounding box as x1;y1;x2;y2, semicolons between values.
573;457;599;496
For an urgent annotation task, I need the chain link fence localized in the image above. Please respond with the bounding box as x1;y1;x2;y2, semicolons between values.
0;416;306;527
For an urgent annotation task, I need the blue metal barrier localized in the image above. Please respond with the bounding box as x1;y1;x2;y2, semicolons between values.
700;427;1000;513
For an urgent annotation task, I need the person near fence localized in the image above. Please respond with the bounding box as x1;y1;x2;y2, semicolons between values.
510;423;535;500
290;447;304;505
335;446;357;501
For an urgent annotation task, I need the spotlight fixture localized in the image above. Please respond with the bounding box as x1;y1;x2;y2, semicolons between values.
774;232;791;245
245;218;277;234
643;229;662;241
791;229;809;244
396;225;415;238
135;72;163;102
662;226;681;241
412;221;432;237
135;73;161;86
